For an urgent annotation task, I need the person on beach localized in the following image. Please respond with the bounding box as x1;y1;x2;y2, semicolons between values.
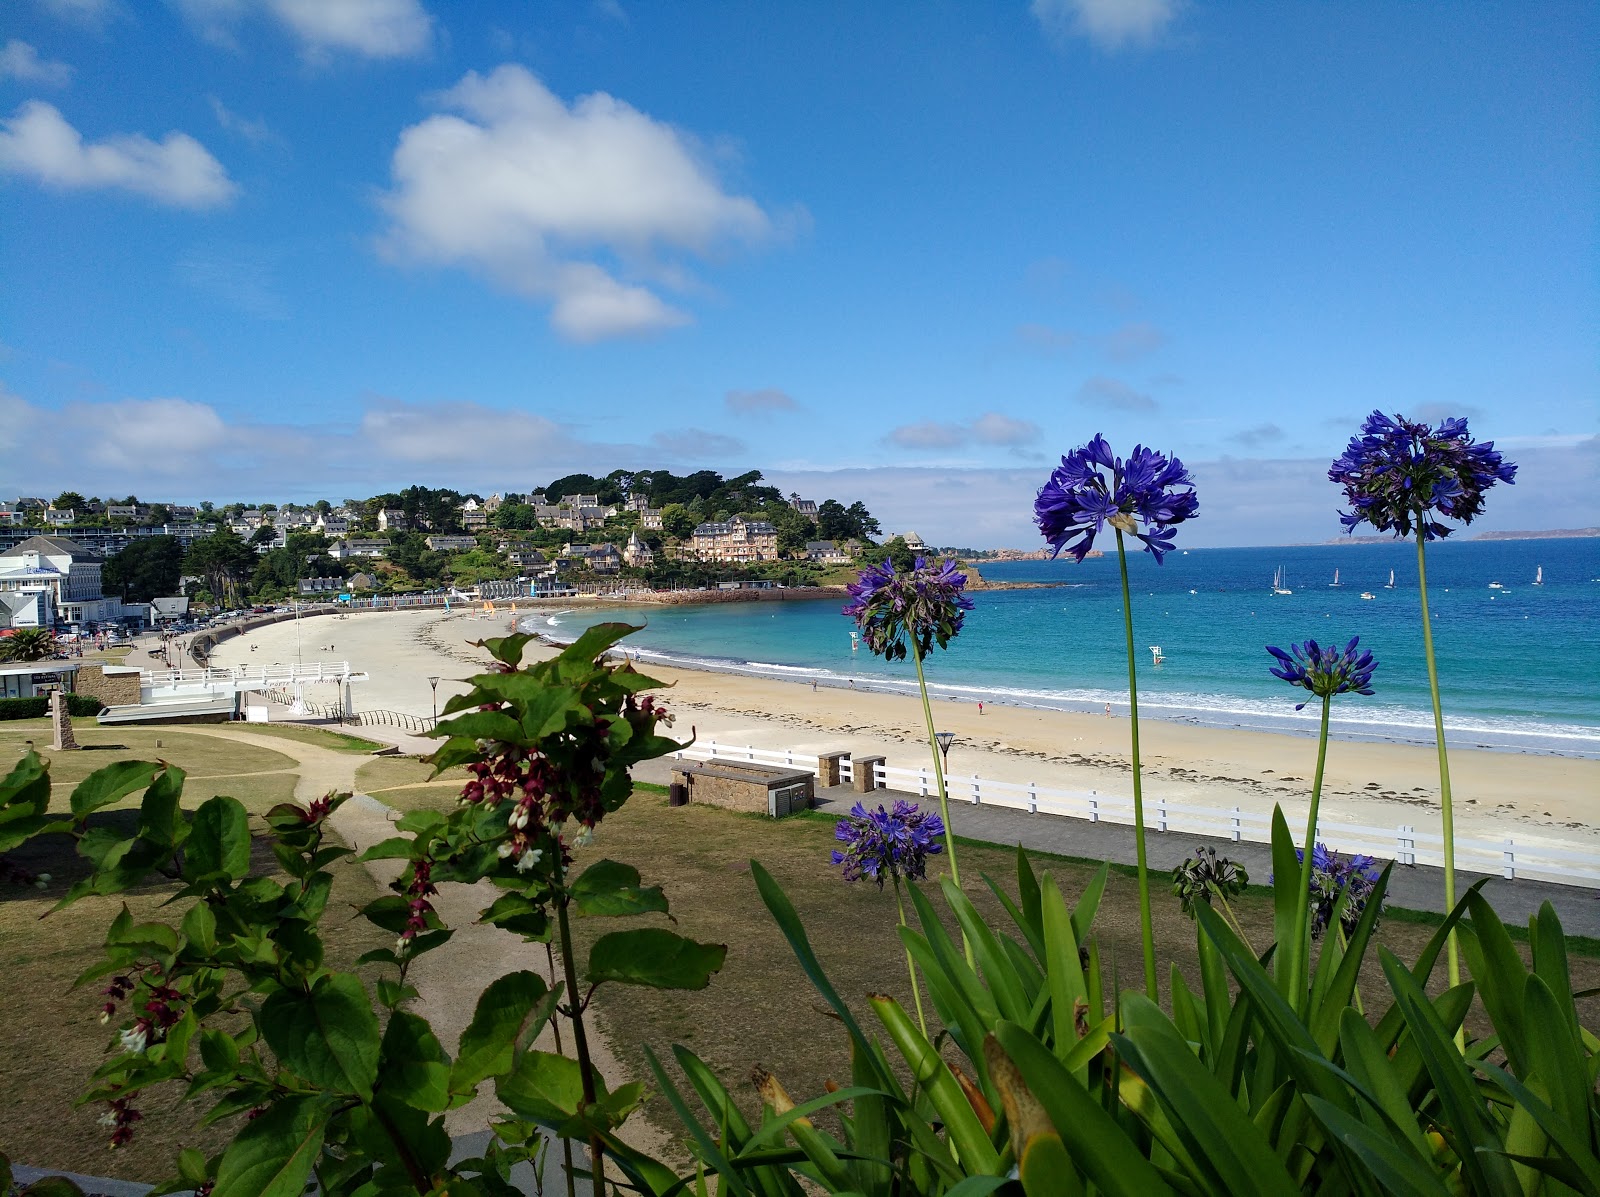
978;701;984;715
1105;702;1112;717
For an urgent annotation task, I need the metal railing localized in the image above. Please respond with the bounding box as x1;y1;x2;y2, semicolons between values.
671;740;1600;889
143;661;355;686
258;686;434;734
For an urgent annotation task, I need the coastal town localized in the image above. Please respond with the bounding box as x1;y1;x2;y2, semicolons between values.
0;471;942;640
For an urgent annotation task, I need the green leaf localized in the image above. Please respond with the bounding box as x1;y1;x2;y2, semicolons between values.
451;970;554;1094
561;621;641;664
1116;993;1301;1197
587;928;726;990
356;836;416;862
378;1010;451;1112
0;751;51;817
430;710;525;744
213;1096;327;1197
1269;805;1304;1003
495;1049;586;1127
571;858;669;917
870;993;1001;1174
1303;1095;1453;1197
136;766;186;847
185;795;251;882
1041;874;1088;1068
17;1179;85;1197
259;973;382;1099
70;760;163;819
990;1024;1174;1197
181;900;217;955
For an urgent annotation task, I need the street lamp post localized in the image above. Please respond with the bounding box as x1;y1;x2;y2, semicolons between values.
428;676;440;726
935;730;955;775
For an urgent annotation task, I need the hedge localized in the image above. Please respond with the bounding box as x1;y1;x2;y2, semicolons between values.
0;694;106;720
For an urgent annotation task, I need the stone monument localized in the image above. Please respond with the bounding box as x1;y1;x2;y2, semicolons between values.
50;689;78;752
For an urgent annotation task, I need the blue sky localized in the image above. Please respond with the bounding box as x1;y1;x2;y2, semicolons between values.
1;0;1595;546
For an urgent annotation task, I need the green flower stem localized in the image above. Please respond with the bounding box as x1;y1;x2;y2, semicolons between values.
1415;534;1461;991
894;877;929;1039
1114;529;1158;1001
1293;693;1332;1011
554;888;607;1197
910;637;961;890
544;939;578;1197
910;637;974;969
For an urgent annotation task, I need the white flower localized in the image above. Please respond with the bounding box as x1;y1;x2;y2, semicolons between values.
99;1111;118;1127
574;827;595;848
119;1025;149;1054
497;841;516;858
515;848;543;873
396;937;409;955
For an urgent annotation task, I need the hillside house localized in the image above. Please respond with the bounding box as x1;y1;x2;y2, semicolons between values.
690;517;778;563
425;535;479;552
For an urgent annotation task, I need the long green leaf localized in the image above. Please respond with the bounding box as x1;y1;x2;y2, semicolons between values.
1379;948;1520;1196
1041;874;1089;1066
1269;806;1304;1004
1303;1095;1452;1197
1461;891;1530;1077
1472;1054;1600;1194
1118;993;1301;1197
1309;862;1392;1055
990;1023;1174;1197
1070;862;1108;946
869;993;1001;1175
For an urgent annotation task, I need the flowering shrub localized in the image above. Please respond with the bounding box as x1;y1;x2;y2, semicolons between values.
831;799;944;887
842;555;972;662
0;624;724;1197
1266;636;1378;711
1171;845;1249;917
1329;410;1516;540
1301;842;1384;939
1034;433;1197;563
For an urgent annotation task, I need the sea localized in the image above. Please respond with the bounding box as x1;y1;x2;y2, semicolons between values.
521;538;1600;759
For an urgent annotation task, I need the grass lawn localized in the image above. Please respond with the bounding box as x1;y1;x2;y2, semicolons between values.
233;723;387;754
354;755;469;811
0;724;300;814
0;819;391;1181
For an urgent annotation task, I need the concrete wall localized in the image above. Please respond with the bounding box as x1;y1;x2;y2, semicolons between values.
671;761;814;817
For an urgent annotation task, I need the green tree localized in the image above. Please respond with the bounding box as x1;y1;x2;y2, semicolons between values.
52;491;86;512
184;528;257;606
494;502;538;530
103;536;184;603
659;503;696;540
0;628;59;661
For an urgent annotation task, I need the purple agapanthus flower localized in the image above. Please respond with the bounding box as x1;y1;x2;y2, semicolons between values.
843;555;974;662
1266;636;1377;711
1298;843;1383;939
1034;434;1198;564
1329;411;1517;541
831;799;945;888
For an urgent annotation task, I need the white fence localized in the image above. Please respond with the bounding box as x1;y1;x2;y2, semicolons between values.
672;740;1600;890
141;661;357;687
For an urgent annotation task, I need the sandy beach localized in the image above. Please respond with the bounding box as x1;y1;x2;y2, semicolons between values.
206;607;1600;860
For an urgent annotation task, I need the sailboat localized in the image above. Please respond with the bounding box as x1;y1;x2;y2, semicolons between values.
1533;565;1544;586
1272;567;1292;596
1329;568;1343;588
1384;569;1395;590
1488;580;1504;590
1360;591;1375;600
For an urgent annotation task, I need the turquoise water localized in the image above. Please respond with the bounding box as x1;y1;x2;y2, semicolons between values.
526;538;1600;758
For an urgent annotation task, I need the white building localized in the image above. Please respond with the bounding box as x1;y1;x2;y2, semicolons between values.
0;536;123;628
623;530;654;568
426;535;478;552
377;509;408;532
329;539;388;561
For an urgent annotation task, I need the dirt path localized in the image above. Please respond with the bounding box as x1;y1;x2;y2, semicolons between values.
179;726;674;1164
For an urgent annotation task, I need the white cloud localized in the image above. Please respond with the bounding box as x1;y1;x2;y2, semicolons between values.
1104;320;1167;361
1031;0;1182;51
725;387;800;416
83;398;229;470
650;428;747;459
33;0;117;29
267;0;431;59
1075;375;1157;412
359;398;574;463
886;412;1042;452
0;100;237;208
379;64;775;341
208;96;278;145
172;0;431;59
0;40;73;86
1228;422;1285;448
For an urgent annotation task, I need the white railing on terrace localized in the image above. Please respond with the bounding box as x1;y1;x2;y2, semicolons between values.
141;661;357;687
671;740;1600;890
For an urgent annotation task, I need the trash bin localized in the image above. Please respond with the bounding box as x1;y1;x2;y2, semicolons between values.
668;782;688;807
